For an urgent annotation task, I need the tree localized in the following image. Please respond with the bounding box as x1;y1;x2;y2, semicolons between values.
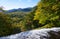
0;6;4;12
34;0;60;28
0;12;21;37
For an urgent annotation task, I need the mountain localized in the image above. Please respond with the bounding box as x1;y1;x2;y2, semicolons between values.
0;27;60;39
6;8;32;13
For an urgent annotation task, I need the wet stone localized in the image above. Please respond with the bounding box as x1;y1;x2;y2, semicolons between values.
0;27;60;39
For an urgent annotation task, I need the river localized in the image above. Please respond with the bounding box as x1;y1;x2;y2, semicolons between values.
0;27;60;39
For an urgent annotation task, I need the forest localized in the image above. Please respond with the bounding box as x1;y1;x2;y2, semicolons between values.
0;0;60;37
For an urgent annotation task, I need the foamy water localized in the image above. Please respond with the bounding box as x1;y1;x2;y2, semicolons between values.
0;27;60;39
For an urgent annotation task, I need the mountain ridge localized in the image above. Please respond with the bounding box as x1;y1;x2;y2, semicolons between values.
5;7;32;13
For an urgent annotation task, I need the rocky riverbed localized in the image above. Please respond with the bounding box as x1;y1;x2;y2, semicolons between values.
0;27;60;39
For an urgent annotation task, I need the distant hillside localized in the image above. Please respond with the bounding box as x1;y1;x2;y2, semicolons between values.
5;8;32;13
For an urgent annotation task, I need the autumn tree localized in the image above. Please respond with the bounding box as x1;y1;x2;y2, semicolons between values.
34;0;60;28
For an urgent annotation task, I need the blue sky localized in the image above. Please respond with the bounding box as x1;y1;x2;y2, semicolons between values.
0;0;39;10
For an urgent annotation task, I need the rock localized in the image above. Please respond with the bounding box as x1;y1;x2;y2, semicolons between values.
0;27;60;39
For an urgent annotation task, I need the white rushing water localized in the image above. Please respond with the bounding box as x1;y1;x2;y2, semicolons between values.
0;27;60;39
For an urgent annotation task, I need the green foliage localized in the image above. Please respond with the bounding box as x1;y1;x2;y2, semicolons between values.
0;6;5;12
34;0;60;27
6;7;40;32
1;0;60;36
0;12;21;37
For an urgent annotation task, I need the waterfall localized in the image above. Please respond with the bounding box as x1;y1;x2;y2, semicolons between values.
0;27;60;39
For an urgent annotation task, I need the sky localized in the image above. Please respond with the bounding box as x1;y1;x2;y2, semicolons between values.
0;0;40;10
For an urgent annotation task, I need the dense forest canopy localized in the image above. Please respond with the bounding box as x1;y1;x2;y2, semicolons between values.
0;0;60;37
34;0;60;28
0;12;16;36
